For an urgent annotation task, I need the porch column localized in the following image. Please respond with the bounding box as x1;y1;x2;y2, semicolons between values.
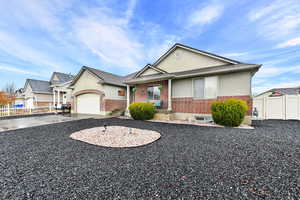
57;89;60;108
53;90;56;108
168;79;172;111
126;85;130;109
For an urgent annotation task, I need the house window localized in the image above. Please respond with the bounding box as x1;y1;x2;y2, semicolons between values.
193;78;204;98
118;89;125;96
193;76;218;99
147;86;160;100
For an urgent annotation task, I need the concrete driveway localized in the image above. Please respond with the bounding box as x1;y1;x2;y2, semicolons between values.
0;114;109;132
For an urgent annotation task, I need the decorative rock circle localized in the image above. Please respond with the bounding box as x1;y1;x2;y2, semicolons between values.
70;126;161;147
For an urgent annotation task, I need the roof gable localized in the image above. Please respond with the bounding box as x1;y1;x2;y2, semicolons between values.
134;64;167;78
50;72;74;85
70;66;126;87
153;43;240;67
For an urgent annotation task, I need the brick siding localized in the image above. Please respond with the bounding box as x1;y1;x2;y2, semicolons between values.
134;80;168;109
103;99;126;111
172;95;252;115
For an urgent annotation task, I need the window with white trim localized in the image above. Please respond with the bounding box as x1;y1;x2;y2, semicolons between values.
193;76;218;99
147;86;160;100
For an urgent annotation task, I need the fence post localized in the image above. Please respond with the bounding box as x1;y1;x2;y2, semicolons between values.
7;104;10;116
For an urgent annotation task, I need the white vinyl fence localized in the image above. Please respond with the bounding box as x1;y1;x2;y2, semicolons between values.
253;95;300;120
0;105;53;117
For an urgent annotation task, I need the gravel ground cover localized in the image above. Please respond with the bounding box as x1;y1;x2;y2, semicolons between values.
0;118;299;199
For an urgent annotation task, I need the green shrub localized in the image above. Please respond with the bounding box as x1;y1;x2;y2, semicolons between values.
211;98;248;127
129;102;156;120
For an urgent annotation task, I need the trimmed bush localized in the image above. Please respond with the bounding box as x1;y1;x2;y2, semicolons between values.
129;102;156;120
211;98;248;127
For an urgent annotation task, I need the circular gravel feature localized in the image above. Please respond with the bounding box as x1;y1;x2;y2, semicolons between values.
70;126;161;147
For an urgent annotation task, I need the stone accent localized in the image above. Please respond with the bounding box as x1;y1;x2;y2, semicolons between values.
134;80;168;109
172;95;252;115
103;99;126;112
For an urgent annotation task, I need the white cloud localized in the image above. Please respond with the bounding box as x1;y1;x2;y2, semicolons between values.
276;37;300;48
255;65;300;78
188;4;224;27
248;0;300;40
124;0;137;24
222;52;248;57
0;32;63;70
0;65;41;76
73;18;143;70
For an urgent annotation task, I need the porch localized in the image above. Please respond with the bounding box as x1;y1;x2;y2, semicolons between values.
126;79;173;111
52;89;68;109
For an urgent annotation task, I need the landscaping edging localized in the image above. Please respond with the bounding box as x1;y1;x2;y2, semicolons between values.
0;112;55;120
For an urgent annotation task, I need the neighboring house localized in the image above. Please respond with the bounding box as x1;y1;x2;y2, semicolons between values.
23;79;53;108
253;87;300;120
69;66;127;115
21;72;74;109
15;88;25;107
50;72;74;108
124;43;261;122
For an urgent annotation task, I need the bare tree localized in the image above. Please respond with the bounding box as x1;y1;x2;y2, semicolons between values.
3;82;16;94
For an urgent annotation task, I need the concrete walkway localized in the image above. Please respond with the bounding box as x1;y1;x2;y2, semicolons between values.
0;114;109;132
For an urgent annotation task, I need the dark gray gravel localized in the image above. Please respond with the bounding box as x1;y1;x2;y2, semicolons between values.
0;118;299;199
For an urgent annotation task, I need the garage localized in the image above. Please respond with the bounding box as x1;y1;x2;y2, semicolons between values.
76;93;100;114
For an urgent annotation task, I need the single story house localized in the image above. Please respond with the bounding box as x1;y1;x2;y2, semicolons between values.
21;72;74;108
71;43;261;123
23;79;53;108
69;66;127;115
124;43;261;122
253;87;300;120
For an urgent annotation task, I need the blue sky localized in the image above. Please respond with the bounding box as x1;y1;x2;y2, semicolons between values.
0;0;300;94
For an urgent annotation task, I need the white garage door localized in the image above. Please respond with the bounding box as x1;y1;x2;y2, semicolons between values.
76;93;100;114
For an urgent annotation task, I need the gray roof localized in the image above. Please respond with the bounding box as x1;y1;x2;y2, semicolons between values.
70;66;127;87
124;64;261;84
50;72;74;85
25;79;52;94
270;87;300;95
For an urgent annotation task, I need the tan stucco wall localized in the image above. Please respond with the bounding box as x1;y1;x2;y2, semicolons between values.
24;84;33;98
72;70;104;94
72;70;126;100
103;85;126;100
156;47;227;73
171;71;252;97
35;93;52;102
218;71;251;96
140;68;160;76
